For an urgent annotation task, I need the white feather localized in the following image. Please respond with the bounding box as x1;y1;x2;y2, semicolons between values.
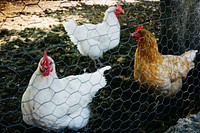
63;6;121;60
21;56;111;131
181;50;198;62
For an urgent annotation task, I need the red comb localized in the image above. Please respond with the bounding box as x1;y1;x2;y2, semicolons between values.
43;50;49;65
44;50;47;58
116;4;122;10
135;25;144;32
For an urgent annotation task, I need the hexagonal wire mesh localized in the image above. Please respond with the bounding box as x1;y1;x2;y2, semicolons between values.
0;0;200;132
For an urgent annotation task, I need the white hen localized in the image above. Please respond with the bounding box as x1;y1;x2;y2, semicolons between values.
63;4;123;65
21;50;111;131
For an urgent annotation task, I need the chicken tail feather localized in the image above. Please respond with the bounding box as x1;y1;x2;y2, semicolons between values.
182;50;198;70
182;50;198;62
87;66;111;98
63;19;78;45
98;66;111;75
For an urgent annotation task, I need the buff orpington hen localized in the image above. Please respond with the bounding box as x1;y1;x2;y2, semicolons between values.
132;25;198;96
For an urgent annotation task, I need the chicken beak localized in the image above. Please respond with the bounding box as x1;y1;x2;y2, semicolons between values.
132;32;137;37
40;65;47;72
40;66;51;76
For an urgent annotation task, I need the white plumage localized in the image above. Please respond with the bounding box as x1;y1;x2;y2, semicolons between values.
63;4;122;60
21;51;111;131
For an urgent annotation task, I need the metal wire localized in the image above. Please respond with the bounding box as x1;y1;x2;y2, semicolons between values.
0;0;199;132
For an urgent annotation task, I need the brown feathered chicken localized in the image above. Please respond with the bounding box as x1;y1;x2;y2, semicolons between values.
132;25;198;96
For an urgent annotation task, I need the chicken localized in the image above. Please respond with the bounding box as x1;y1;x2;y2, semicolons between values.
132;25;198;96
63;4;123;66
21;50;111;131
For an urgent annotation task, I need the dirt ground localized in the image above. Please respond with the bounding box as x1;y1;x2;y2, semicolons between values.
0;0;159;30
0;0;116;30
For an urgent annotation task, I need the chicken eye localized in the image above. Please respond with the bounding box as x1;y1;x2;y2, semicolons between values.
139;33;144;38
40;61;44;65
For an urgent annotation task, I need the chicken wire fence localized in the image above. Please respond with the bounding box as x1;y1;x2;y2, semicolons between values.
0;0;200;132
